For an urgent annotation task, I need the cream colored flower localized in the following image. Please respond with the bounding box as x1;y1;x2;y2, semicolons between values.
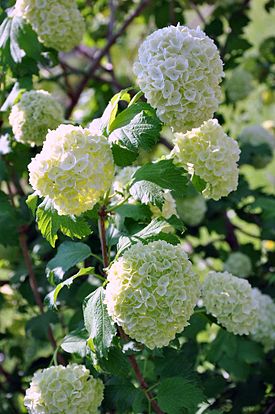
224;252;252;278
9;90;63;146
251;288;275;352
24;364;104;414
133;25;223;132
176;194;206;226
172;119;240;200
28;124;115;216
202;271;258;335
106;240;200;349
14;0;85;52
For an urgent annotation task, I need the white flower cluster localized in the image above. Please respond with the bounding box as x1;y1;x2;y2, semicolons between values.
28;125;115;216
14;0;85;52
24;364;104;414
239;125;275;149
224;252;252;278
225;68;253;102
9;90;63;146
202;271;258;335
133;25;223;133
176;194;207;226
150;190;178;219
105;240;200;349
172;119;240;200
251;288;275;352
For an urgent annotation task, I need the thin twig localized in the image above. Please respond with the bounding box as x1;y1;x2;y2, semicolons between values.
224;212;239;251
265;400;275;414
98;207;109;269
188;1;206;25
65;0;150;118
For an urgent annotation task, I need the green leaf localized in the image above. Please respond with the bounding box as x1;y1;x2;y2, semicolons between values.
117;217;173;255
46;241;91;282
104;377;143;413
26;311;58;340
83;287;116;358
157;377;206;414
100;89;131;134
100;347;130;377
131;160;189;197
45;267;93;308
10;16;25;63
61;328;88;357
130;180;165;207
115;203;152;221
192;174;207;193
36;200;91;247
111;143;138;167
109;103;161;152
26;193;38;216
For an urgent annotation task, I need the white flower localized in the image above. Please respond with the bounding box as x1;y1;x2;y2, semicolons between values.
28;124;115;216
202;271;258;335
14;0;85;52
172;119;240;200
176;194;207;226
105;240;200;349
239;125;275;149
9;90;63;146
24;364;104;414
224;252;252;278
251;288;275;352
133;25;223;133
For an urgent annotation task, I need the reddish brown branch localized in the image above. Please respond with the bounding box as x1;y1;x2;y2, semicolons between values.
98;207;109;269
65;0;150;118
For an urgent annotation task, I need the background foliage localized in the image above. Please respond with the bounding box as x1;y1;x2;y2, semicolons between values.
0;0;275;413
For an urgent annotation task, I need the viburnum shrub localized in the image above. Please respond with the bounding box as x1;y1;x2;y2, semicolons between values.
1;2;275;414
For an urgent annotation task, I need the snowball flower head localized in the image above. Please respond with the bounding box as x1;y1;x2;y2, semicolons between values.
239;125;275;149
133;25;223;133
24;364;104;414
106;240;200;349
225;68;253;102
251;288;275;352
224;252;252;278
172;119;240;200
150;191;178;219
14;0;85;52
28;124;115;216
9;90;63;146
202;271;258;335
176;194;207;226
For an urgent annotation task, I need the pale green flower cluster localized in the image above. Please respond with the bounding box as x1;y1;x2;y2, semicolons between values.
133;25;223;133
239;125;275;149
225;68;253;102
28;125;115;216
251;288;275;352
224;252;252;278
176;194;207;226
172;119;240;200
150;190;178;219
9;90;63;146
105;240;200;349
24;364;104;414
202;271;258;335
14;0;85;52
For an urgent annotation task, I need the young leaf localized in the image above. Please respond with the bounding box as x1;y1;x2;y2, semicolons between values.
10;16;26;63
83;287;116;358
61;328;88;358
45;267;93;308
111;143;138;167
131;160;189;198
46;241;91;282
26;193;38;216
36;200;91;247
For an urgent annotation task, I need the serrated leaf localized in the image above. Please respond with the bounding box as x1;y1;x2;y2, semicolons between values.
61;328;88;357
45;267;93;308
100;347;130;377
46;241;91;282
83;287;116;358
115;203;152;221
131;160;189;198
192;174;207;193
117;217;172;255
157;377;206;414
100;88;131;134
111;143;138;167
130;180;165;207
104;377;143;413
36;200;91;247
26;193;38;216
